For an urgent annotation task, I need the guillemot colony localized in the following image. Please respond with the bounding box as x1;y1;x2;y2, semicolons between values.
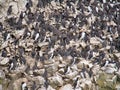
0;0;120;90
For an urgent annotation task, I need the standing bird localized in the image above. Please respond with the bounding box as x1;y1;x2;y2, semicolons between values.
7;5;12;15
115;36;120;51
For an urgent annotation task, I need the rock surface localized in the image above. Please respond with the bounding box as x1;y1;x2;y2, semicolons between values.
59;84;73;90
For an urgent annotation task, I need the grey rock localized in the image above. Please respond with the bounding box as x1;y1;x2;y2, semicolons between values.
0;41;8;49
105;75;117;89
9;2;18;15
65;71;78;79
0;58;9;65
45;64;58;75
36;76;45;85
59;84;73;90
116;84;120;90
38;42;49;47
90;37;101;45
33;69;45;75
0;84;2;90
47;85;55;90
0;70;5;79
58;68;64;74
48;75;63;88
104;67;117;74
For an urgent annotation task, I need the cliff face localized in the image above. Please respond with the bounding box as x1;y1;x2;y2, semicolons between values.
0;0;120;90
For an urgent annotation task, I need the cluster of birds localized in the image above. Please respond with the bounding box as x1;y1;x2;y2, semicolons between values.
0;0;120;90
